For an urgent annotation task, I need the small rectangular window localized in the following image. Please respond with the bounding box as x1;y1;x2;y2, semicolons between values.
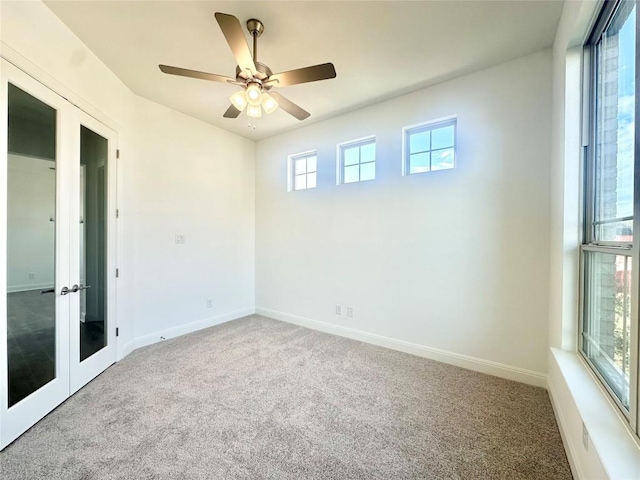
288;151;317;191
338;137;376;184
403;118;456;175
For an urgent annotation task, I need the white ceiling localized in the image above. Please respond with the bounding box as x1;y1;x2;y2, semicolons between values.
44;1;564;141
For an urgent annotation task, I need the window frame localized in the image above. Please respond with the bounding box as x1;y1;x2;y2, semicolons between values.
579;0;640;435
336;136;376;185
287;150;317;192
402;117;457;176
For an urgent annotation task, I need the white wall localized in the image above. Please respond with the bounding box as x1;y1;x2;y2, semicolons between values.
6;154;55;292
1;1;256;356
129;95;255;342
255;50;552;383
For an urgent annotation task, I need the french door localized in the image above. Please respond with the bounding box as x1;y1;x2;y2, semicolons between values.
0;60;118;449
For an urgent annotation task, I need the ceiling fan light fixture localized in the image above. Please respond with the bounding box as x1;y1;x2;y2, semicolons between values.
261;92;278;114
246;83;263;106
247;104;262;118
229;90;248;111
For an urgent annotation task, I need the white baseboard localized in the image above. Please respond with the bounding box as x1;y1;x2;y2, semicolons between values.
547;380;584;480
7;283;53;293
256;307;547;388
132;307;255;350
118;339;137;360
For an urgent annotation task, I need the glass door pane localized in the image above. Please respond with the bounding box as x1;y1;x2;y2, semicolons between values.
6;84;57;407
79;126;108;362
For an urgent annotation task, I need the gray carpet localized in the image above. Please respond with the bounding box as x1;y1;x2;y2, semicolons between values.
0;315;572;479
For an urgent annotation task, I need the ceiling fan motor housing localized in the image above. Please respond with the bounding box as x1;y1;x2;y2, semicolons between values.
236;63;272;84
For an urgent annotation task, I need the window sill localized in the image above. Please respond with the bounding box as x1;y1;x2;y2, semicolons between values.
549;348;640;479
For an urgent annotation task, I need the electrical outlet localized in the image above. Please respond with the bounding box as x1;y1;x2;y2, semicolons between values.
28;273;35;280
207;299;213;308
175;234;186;244
347;307;354;318
581;422;589;451
336;305;342;315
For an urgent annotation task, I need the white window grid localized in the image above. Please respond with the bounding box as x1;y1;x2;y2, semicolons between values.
402;117;456;175
288;151;317;192
337;136;376;184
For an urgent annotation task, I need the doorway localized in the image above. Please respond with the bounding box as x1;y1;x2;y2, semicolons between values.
0;60;118;449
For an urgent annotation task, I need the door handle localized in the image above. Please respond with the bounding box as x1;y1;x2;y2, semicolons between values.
40;288;55;295
61;285;79;295
60;284;91;295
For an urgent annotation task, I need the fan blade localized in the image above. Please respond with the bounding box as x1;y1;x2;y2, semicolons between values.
266;63;336;87
223;104;242;118
270;92;310;120
159;65;235;84
214;12;257;77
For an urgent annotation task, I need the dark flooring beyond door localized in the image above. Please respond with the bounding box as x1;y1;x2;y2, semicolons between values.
7;290;105;407
7;290;55;407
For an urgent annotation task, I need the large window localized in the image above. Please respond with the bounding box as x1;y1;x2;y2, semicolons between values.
403;118;456;175
581;0;637;427
338;137;376;184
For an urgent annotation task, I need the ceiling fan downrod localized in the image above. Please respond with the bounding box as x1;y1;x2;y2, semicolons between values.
246;19;264;64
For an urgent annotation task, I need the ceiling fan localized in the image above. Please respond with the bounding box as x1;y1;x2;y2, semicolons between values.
159;12;337;121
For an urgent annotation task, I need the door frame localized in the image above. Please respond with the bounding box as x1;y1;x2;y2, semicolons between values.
0;58;120;449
